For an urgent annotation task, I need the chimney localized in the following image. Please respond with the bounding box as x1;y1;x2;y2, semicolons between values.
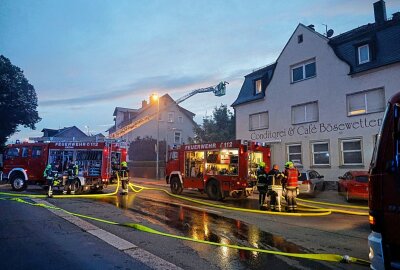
374;0;387;25
307;24;315;30
141;100;148;108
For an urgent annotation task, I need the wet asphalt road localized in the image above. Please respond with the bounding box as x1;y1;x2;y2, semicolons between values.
0;182;370;269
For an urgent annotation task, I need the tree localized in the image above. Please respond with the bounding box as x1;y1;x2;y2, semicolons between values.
0;55;41;148
192;104;235;143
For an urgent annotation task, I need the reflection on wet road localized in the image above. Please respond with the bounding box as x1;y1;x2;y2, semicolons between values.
100;194;327;269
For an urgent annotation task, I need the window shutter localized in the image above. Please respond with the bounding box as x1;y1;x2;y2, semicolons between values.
348;93;365;114
367;89;385;113
260;112;268;128
306;102;318;122
292;105;305;124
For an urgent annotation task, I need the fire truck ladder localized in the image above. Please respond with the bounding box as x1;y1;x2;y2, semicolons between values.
109;81;228;139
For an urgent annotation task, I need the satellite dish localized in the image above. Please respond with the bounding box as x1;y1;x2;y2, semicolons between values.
327;29;334;38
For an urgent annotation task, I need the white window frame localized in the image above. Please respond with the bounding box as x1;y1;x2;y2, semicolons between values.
347;88;385;116
311;141;330;166
358;44;370;64
174;131;181;144
286;143;302;165
168;112;175;123
291;59;316;83
291;101;318;125
340;138;363;166
255;79;262;94
249;111;269;131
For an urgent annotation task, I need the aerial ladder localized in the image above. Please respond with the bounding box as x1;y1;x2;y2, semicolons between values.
109;81;228;139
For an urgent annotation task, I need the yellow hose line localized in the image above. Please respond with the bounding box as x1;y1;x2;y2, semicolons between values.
297;202;368;216
1;197;370;266
129;184;332;217
297;197;369;210
0;174;121;199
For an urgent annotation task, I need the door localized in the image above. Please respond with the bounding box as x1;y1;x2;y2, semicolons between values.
28;146;46;181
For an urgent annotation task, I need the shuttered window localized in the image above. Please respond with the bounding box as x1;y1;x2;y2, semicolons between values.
249;112;269;130
291;102;318;124
347;88;385;116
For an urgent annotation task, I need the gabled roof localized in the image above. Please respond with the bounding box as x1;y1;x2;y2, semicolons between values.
113;107;138;117
40;126;88;138
231;63;276;107
329;16;400;74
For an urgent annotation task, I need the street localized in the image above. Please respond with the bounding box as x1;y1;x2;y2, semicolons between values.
0;180;370;270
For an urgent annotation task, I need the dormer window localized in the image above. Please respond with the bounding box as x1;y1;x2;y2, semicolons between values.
358;44;370;64
255;79;262;94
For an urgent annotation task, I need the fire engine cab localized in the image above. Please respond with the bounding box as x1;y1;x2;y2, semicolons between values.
165;140;270;200
0;141;127;193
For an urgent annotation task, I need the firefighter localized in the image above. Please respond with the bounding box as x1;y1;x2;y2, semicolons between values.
267;164;285;212
120;161;129;195
283;161;300;212
63;161;79;195
256;161;268;210
44;164;55;198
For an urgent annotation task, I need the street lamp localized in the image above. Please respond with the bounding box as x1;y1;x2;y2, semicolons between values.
151;93;160;179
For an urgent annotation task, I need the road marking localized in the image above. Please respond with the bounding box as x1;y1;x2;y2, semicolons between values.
88;228;137;250
32;198;183;270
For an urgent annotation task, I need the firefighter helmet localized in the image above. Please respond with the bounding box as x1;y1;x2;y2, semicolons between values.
259;161;265;168
285;161;293;168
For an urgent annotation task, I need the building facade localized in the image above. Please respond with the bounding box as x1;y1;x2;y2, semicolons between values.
108;94;197;148
233;1;400;181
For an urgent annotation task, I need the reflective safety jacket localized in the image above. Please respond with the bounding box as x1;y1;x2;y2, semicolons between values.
284;168;300;188
257;167;268;184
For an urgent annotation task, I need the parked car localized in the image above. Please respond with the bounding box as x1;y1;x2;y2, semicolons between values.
297;170;325;197
337;171;369;202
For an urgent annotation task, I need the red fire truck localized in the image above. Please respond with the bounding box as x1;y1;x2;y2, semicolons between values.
369;92;400;269
165;140;271;200
0;141;127;193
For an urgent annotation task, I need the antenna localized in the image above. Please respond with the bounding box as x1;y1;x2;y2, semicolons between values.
322;23;334;38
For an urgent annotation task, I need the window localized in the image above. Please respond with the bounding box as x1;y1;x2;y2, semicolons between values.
174;131;181;144
21;147;29;158
255;79;262;94
297;34;303;43
358;44;370;64
291;60;316;83
6;147;20;158
249;112;269;130
178;116;183;124
311;142;330;166
32;146;42;158
291;102;318;124
287;144;302;165
168;112;175;123
347;88;385;116
340;138;363;165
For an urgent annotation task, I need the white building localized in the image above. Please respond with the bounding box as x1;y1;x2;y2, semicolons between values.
108;94;197;147
233;0;400;180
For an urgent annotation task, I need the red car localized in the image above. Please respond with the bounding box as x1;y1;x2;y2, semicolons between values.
338;171;369;202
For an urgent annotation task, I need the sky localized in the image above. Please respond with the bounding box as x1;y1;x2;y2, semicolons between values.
1;0;399;142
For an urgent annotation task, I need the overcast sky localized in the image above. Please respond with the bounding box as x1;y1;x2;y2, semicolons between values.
1;0;399;142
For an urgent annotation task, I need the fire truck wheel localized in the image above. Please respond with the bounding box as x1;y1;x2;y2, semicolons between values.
170;177;183;194
10;174;27;192
206;179;223;201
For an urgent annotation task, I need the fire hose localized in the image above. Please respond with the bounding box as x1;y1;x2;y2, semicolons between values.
0;196;370;266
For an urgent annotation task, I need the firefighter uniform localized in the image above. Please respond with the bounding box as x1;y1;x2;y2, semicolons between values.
120;161;129;195
63;163;79;195
44;164;55;198
256;162;268;209
283;162;300;212
267;165;284;212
